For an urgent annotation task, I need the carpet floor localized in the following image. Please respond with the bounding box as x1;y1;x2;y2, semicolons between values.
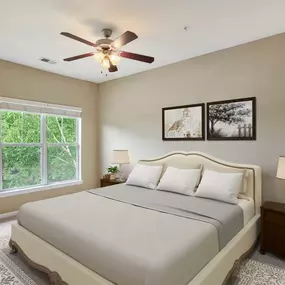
0;219;285;285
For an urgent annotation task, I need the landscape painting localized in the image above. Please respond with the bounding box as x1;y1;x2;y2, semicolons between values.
162;103;205;140
207;97;256;140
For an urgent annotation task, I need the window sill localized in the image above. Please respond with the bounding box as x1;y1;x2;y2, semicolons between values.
0;180;83;198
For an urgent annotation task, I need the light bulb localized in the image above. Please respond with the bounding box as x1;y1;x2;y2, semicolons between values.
101;56;110;69
94;53;104;63
110;54;121;65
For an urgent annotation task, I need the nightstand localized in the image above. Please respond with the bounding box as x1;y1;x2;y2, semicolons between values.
100;178;126;188
260;201;285;258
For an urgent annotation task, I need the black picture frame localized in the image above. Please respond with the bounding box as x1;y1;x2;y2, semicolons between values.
207;97;256;141
162;103;205;141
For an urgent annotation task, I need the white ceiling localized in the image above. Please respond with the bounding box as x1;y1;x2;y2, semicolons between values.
1;0;285;83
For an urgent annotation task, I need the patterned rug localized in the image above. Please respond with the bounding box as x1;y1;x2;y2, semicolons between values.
0;236;48;285
0;235;285;285
233;259;285;285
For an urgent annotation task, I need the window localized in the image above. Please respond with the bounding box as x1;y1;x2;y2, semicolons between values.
46;116;78;184
0;99;81;193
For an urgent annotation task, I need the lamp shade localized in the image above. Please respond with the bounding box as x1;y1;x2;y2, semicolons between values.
111;150;130;164
276;156;285;179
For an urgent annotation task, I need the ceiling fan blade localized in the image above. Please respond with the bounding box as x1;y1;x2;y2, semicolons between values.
111;31;138;49
119;51;154;63
63;52;94;62
61;32;97;47
109;65;118;72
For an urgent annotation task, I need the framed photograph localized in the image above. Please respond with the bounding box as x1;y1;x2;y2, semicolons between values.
162;103;205;140
207;97;256;140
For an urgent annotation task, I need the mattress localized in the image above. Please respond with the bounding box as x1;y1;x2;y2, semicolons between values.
237;198;255;226
18;184;244;285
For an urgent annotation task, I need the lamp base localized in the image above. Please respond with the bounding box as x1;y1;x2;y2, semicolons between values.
117;164;125;181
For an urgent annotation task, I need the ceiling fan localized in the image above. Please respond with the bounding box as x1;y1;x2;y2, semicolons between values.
60;29;155;73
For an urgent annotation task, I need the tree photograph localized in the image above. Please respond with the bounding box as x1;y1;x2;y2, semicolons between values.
207;97;256;140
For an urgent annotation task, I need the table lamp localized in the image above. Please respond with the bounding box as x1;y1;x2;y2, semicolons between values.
277;156;285;179
111;150;130;180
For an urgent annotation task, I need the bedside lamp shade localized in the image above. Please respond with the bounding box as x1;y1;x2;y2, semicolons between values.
111;150;130;164
276;156;285;179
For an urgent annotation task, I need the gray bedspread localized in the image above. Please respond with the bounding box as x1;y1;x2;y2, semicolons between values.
89;184;243;249
18;184;243;285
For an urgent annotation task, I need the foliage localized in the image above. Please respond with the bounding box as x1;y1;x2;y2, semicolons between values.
210;128;228;138
208;102;251;135
107;166;119;174
0;111;77;190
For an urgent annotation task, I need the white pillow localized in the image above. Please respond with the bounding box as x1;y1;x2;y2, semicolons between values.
195;170;244;204
126;164;163;190
156;167;201;196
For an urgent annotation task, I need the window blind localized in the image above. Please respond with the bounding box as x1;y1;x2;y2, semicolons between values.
0;97;82;118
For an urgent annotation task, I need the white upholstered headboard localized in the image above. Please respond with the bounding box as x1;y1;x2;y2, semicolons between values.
139;151;262;214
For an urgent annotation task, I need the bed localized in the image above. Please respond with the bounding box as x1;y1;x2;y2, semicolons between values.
9;151;262;285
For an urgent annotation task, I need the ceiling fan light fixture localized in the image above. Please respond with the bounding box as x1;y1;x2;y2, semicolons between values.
110;53;121;65
93;52;105;63
101;56;111;69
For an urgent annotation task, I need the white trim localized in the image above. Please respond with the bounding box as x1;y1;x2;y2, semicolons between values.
0;210;18;221
0;96;82;113
0;143;42;147
0;180;83;198
46;143;77;147
41;115;47;184
76;119;82;181
0;97;82;118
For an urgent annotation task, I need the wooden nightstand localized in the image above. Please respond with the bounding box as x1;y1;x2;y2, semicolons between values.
260;201;285;258
100;178;126;188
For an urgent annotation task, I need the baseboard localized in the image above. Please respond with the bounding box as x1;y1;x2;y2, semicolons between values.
0;211;18;221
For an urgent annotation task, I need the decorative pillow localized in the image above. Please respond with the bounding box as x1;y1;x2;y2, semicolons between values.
203;168;248;194
138;161;165;180
126;164;163;190
195;170;244;204
156;167;201;196
222;169;248;194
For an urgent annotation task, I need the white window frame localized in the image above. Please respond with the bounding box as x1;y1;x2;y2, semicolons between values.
0;111;82;198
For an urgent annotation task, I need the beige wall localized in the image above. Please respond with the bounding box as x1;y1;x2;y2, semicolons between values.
0;60;98;214
2;33;285;213
99;33;285;203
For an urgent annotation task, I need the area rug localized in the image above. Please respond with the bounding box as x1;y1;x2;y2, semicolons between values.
0;236;48;285
233;259;285;285
0;235;285;285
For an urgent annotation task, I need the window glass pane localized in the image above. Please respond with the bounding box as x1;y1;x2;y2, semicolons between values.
1;111;22;143
23;113;41;143
47;116;76;143
63;117;76;143
48;146;76;183
0;111;40;143
47;116;62;143
2;146;41;189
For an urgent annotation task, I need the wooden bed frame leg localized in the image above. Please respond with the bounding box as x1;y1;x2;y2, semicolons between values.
9;239;18;254
50;272;65;285
8;239;68;285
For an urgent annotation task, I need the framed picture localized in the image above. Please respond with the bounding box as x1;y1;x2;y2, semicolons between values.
207;97;256;140
162;103;205;140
